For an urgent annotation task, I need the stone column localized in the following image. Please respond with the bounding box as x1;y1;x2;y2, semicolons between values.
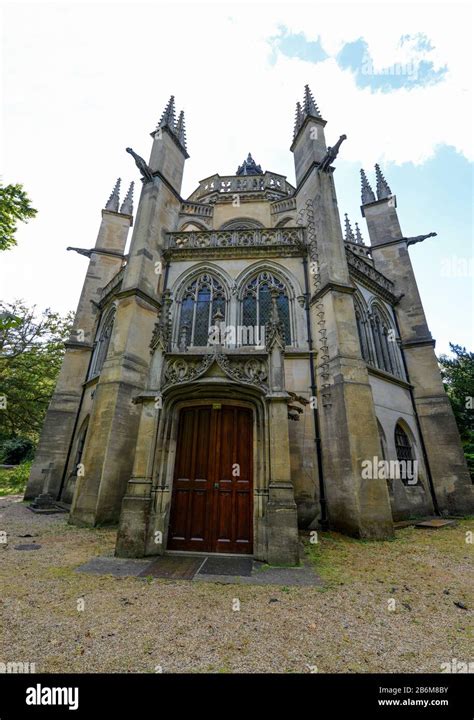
265;290;299;565
115;294;171;556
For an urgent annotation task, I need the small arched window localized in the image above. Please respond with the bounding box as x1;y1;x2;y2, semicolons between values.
178;273;226;347
240;271;291;345
73;419;88;475
89;309;115;378
394;422;418;485
395;423;414;463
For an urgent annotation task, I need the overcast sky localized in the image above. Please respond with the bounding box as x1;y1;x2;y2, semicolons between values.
1;0;472;355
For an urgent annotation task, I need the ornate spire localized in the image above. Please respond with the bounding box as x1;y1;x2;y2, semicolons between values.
236;153;263;176
120;181;134;215
375;163;392;200
360;169;376;204
175;110;187;151
354;222;364;245
157;95;176;131
105;178;121;212
293;101;304;138
303;84;321;118
344;213;355;242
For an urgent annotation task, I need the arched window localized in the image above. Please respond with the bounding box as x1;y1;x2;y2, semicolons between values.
377;420;388;461
219;218;263;230
394;422;418;485
240;271;291;345
368;304;402;378
73;419;88;475
89;308;115;378
177;273;226;347
354;298;372;364
394;423;414;463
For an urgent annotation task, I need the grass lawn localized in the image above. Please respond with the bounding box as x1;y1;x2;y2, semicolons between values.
0;462;31;497
0;495;472;673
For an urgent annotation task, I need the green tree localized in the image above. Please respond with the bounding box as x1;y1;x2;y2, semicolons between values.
0;182;37;251
0;301;73;452
438;343;474;478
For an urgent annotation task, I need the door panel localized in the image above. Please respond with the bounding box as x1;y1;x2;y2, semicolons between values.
168;405;253;553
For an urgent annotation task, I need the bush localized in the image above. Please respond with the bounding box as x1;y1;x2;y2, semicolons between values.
0;437;35;464
0;461;32;496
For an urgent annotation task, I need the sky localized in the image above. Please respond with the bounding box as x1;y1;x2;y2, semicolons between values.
1;0;473;355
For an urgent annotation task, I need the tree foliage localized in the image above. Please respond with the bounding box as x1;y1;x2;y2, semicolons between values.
0;182;37;251
438;343;474;477
0;301;73;449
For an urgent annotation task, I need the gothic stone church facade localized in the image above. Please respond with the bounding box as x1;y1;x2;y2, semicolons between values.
25;87;473;564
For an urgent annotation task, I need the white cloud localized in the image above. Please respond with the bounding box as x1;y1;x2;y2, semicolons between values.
0;0;472;321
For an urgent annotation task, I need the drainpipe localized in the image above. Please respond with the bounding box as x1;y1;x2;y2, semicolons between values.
392;307;440;516
302;254;328;528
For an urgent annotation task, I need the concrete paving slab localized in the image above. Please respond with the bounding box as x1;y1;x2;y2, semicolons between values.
75;556;153;577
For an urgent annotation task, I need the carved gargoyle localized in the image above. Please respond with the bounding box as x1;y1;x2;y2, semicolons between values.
287;392;309;421
405;232;437;247
319;134;347;172
126;147;154;183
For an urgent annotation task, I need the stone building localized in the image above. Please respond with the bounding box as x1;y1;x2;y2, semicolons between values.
25;86;473;564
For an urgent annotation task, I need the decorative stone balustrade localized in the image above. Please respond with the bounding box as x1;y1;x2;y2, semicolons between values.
167;227;305;251
179;201;213;217
346;248;396;300
189;172;295;202
270;197;297;214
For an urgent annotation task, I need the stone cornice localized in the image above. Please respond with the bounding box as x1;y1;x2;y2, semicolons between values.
367;364;412;389
369;237;406;250
310;281;355;304
64;341;94;351
402;338;436;349
115;287;161;310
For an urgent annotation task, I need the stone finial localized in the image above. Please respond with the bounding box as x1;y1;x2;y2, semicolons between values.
157;95;176;130
105;178;121;212
236;153;263;176
175;110;187;151
344;213;355;242
120;181;134;215
375;163;392;200
360;169;376;205
265;288;286;351
303;84;321;118
293;101;304;138
354;222;364;245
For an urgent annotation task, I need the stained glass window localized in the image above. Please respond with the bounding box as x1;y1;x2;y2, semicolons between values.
177;274;226;347
240;271;291;345
394;423;418;485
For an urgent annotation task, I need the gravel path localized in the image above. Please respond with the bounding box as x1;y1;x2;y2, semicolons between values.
0;496;472;673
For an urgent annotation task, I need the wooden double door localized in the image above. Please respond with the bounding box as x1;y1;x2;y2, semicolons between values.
168;405;253;554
